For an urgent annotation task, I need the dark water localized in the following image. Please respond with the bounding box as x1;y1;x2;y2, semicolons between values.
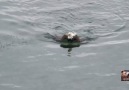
0;0;129;90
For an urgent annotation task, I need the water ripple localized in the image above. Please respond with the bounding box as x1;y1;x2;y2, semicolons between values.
0;83;22;88
87;73;117;77
82;39;129;47
75;53;97;58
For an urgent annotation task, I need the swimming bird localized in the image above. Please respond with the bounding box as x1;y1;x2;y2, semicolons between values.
60;32;80;48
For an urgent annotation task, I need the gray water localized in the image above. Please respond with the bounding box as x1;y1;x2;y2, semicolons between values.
0;0;129;90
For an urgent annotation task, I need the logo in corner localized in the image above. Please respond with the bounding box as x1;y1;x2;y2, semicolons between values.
121;70;129;81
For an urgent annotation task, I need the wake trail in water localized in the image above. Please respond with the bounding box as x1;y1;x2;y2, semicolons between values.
0;0;127;49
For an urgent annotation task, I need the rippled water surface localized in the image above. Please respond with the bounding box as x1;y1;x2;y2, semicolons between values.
0;0;129;90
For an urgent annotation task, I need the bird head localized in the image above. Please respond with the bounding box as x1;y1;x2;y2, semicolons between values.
67;32;77;40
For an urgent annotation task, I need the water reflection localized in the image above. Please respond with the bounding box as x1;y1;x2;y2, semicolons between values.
68;48;72;56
